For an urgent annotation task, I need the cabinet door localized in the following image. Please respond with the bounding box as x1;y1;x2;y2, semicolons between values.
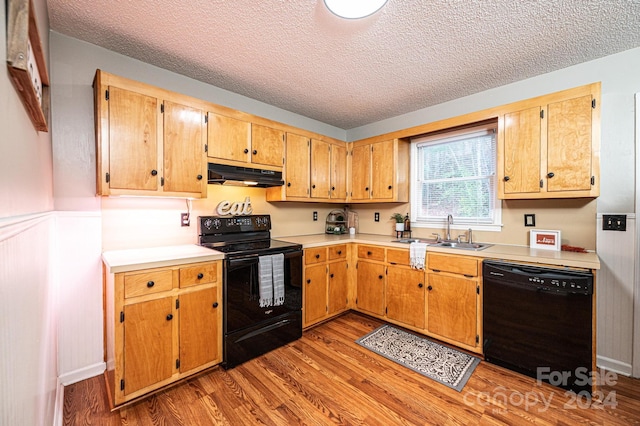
387;266;425;329
304;264;328;325
371;140;394;199
351;144;371;200
330;143;348;200
108;86;159;191
427;274;477;347
285;133;310;197
163;101;205;194
546;94;593;192
311;139;331;198
179;287;220;372
251;124;284;167
503;107;542;194
207;113;251;163
356;261;385;316
328;261;348;315
123;297;174;396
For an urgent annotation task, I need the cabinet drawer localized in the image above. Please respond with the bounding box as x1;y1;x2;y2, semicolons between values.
305;247;327;265
180;262;218;288
124;269;174;298
387;249;410;266
427;253;478;277
328;244;347;260
357;245;385;262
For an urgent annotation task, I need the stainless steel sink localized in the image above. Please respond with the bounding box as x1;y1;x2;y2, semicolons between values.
432;241;493;250
392;238;438;244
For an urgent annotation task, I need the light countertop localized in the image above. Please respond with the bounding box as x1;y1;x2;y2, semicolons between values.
102;244;225;273
275;233;600;270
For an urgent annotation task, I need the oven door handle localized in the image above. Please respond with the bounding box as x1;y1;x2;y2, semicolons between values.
227;255;259;269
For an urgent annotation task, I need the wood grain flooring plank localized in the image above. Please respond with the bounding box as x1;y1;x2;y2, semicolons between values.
64;312;640;426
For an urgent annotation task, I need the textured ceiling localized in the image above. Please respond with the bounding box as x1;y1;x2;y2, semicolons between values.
47;0;640;130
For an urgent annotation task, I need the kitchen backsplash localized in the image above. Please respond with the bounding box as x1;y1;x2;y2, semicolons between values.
101;186;597;251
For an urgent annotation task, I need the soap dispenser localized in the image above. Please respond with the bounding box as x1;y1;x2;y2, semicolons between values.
404;213;411;232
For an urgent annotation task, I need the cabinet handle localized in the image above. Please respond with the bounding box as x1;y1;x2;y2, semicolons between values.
330;273;334;278
337;250;342;255
367;251;372;255
151;170;158;176
212;302;219;308
315;254;320;259
503;176;510;181
365;187;369;191
388;185;392;190
378;275;383;280
331;186;335;190
547;172;555;178
197;174;203;180
418;283;423;288
166;314;173;321
427;285;433;291
244;148;249;154
306;279;311;284
287;182;291;187
197;273;204;279
312;184;316;189
253;150;258;155
147;281;155;288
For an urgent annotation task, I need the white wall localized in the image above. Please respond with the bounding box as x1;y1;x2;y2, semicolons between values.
0;0;59;424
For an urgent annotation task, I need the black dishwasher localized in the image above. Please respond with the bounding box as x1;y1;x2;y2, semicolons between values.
482;260;593;395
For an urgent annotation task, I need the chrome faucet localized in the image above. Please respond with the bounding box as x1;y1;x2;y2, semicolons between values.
446;214;453;241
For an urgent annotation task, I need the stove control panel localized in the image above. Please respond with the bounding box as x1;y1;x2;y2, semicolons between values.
199;215;271;234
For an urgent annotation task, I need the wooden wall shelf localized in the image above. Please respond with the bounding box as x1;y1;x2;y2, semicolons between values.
7;0;50;132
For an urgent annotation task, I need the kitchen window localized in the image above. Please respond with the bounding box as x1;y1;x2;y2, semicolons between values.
410;122;501;231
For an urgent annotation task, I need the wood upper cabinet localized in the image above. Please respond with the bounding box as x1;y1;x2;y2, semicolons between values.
105;260;222;407
284;132;310;198
94;70;207;198
207;112;284;169
498;82;600;199
311;139;331;198
163;101;206;194
251;123;285;167
267;135;347;202
206;113;251;163
311;139;348;201
349;138;409;202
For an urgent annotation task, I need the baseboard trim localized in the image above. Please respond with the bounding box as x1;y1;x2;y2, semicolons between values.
59;361;106;386
596;355;632;376
53;379;64;426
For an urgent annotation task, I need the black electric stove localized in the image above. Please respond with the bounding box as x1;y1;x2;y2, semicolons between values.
198;215;303;369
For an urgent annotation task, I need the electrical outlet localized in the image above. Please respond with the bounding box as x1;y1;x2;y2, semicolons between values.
374;212;380;222
313;211;318;221
181;213;190;227
603;214;626;231
524;214;535;227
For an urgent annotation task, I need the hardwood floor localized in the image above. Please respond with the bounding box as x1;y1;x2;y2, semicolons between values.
64;312;640;425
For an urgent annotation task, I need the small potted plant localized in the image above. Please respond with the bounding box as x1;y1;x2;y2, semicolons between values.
391;213;405;231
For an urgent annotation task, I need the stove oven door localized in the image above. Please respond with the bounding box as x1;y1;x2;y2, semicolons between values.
223;250;302;368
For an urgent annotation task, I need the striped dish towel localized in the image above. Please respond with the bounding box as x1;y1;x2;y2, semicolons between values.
258;255;273;307
271;253;285;306
410;242;427;270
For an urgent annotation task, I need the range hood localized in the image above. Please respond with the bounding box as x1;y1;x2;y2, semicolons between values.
207;163;284;187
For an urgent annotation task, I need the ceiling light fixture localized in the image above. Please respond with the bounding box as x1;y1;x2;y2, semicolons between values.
324;0;388;19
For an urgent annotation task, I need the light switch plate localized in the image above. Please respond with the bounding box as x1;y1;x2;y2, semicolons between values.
524;214;535;227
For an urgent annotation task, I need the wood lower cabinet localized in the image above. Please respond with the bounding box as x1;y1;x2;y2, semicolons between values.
386;263;426;329
303;245;349;327
426;253;481;352
356;260;386;316
499;82;600;199
94;70;207;198
104;260;222;407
